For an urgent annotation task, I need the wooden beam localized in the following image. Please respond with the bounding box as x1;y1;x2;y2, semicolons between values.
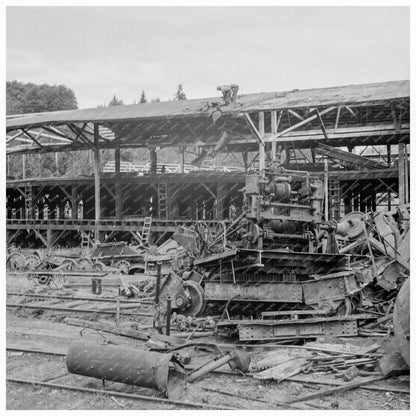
21;128;44;149
6;130;25;144
334;106;342;131
267;106;337;142
33;229;48;248
243;113;265;146
288;109;304;121
345;106;358;118
390;103;400;134
315;109;328;139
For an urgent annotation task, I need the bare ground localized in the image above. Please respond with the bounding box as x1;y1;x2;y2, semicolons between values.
6;273;410;411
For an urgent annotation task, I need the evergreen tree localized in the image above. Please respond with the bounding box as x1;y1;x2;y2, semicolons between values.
140;90;147;103
108;95;124;106
174;84;187;101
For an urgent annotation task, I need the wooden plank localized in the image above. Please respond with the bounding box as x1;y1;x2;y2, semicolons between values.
287;374;409;394
285;376;386;404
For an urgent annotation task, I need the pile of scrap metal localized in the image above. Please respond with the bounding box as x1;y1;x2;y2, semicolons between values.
155;166;409;343
65;336;408;405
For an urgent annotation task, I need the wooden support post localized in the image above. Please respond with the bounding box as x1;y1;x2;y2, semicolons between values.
149;147;157;174
271;111;277;161
47;229;54;250
324;156;329;221
55;152;59;176
258;112;265;175
216;182;226;220
179;145;186;173
386;144;391;167
398;143;406;204
71;186;77;219
115;144;122;219
242;152;248;172
115;145;121;175
93;124;101;242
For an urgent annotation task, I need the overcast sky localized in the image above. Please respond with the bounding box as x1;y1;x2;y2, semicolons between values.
6;6;410;109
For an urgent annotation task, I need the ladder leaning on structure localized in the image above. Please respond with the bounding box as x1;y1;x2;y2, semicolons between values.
137;217;152;246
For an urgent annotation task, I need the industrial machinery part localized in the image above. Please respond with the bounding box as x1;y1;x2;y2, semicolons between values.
187;349;251;382
66;340;184;398
6;252;26;271
393;278;410;366
322;211;365;240
216;315;371;341
24;253;41;270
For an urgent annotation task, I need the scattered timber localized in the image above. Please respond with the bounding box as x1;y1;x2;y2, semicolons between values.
285;376;386;404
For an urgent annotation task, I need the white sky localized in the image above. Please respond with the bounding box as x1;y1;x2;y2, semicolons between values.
6;6;410;109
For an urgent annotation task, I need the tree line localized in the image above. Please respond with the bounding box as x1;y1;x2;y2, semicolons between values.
6;81;189;179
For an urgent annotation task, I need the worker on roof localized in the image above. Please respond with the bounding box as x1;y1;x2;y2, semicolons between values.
217;84;239;105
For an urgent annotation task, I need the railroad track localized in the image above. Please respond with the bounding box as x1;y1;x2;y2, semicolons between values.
6;378;237;410
6;346;237;410
6;292;154;317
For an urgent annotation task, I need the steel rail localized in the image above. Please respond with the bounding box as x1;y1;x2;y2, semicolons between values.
6;303;153;317
6;292;153;304
6;378;237;410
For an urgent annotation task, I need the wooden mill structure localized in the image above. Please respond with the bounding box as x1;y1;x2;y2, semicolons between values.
6;80;410;249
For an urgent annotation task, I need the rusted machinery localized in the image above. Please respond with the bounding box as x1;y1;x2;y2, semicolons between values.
158;166;410;325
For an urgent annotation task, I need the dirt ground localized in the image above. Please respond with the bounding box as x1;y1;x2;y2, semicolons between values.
6;273;410;410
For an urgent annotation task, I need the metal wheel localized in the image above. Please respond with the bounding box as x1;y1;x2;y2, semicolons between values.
76;257;93;271
57;259;78;271
92;261;106;271
114;260;130;274
7;253;26;271
336;298;352;316
181;280;206;317
25;254;41;270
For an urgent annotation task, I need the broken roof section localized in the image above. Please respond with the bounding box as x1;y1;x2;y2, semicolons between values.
6;80;409;131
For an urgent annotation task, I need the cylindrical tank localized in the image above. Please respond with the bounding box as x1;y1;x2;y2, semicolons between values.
393;278;410;365
66;341;173;395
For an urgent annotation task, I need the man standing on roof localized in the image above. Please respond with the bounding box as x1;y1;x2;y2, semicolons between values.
217;84;239;105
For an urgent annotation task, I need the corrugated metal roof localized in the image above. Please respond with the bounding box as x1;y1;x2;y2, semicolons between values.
6;80;409;131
